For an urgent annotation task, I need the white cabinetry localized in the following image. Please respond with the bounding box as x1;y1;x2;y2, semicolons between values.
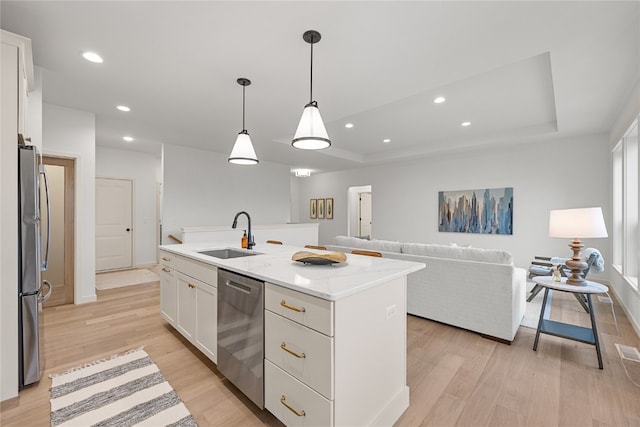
1;31;34;140
264;277;409;426
159;251;176;325
176;273;197;342
265;284;334;425
196;281;217;363
159;250;217;363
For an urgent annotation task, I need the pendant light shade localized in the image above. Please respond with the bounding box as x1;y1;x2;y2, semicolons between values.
229;78;258;165
229;131;258;165
292;30;331;150
292;101;331;150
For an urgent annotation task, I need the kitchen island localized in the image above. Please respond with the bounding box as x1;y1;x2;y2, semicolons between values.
159;242;425;426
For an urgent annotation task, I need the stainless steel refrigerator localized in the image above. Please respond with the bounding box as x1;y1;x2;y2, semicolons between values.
18;143;51;389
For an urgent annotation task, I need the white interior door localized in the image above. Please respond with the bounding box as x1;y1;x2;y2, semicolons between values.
359;192;372;238
96;178;132;271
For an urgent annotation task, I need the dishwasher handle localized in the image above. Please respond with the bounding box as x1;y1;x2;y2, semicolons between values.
225;279;253;294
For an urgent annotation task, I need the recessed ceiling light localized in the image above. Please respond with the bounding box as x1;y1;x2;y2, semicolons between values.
345;123;354;129
82;51;103;63
116;105;131;112
433;96;446;104
383;138;391;143
461;121;471;127
122;136;134;142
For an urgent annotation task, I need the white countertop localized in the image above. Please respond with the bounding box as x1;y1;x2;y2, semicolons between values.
159;242;425;301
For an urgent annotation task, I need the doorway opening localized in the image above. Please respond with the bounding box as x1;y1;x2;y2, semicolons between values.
41;156;75;307
347;185;372;239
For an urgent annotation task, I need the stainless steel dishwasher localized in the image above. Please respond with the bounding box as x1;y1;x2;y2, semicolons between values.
217;268;264;409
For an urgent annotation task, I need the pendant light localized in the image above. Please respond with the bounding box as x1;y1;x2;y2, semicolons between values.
229;78;259;165
292;30;331;150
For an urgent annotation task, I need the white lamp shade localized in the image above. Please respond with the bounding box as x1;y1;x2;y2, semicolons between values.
549;207;608;238
228;131;258;165
292;103;331;150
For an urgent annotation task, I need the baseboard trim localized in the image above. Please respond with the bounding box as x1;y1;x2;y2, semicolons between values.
369;385;410;426
607;283;640;340
76;295;97;305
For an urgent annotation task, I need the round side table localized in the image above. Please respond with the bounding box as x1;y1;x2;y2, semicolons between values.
531;276;608;369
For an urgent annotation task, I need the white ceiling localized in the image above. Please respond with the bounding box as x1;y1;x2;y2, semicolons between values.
2;1;638;173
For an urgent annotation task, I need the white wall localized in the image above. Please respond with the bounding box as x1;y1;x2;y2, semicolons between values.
43;103;96;304
162;144;292;243
289;176;300;224
96;146;160;266
27;66;42;149
294;134;611;275
610;80;640;145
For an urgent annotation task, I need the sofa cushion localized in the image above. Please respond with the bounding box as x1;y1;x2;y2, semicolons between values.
401;242;512;264
334;235;402;253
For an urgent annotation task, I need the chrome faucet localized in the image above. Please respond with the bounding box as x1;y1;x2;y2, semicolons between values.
232;211;255;250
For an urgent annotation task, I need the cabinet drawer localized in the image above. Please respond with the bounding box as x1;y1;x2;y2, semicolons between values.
173;255;217;285
265;360;333;427
265;311;333;399
265;283;333;336
159;250;173;267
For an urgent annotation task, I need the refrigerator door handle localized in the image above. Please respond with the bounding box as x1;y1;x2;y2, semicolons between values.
39;164;50;271
38;280;52;302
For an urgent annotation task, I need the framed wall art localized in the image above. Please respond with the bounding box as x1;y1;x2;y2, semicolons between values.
326;198;334;219
438;187;513;235
317;198;325;219
310;199;317;219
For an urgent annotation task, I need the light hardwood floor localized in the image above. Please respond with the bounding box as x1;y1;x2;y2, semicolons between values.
1;281;639;426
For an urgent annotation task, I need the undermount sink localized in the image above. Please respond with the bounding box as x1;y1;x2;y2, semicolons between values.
198;248;260;259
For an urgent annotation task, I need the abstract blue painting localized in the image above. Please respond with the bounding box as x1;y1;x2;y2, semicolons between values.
438;187;513;235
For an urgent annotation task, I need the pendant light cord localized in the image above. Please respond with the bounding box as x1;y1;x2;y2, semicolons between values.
309;34;314;102
242;84;246;131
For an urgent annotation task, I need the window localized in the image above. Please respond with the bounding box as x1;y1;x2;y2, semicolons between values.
613;118;639;289
613;142;623;266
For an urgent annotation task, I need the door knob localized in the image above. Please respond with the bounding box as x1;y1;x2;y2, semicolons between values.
126;228;131;231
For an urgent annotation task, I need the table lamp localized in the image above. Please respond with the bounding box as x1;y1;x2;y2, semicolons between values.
548;207;608;285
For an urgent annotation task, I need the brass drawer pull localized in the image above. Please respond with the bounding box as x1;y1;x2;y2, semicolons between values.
280;300;305;313
188;283;196;289
280;395;305;417
280;342;306;359
162;257;170;261
162;267;171;273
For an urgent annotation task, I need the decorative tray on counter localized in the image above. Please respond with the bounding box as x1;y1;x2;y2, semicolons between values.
291;251;347;265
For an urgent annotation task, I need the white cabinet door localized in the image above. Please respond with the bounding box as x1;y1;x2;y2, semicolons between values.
159;266;176;325
176;273;196;343
196;282;217;364
160;253;218;365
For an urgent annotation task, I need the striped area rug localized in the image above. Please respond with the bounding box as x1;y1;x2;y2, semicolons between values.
49;348;197;426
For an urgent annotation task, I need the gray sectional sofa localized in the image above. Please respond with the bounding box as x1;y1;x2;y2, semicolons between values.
325;235;527;343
